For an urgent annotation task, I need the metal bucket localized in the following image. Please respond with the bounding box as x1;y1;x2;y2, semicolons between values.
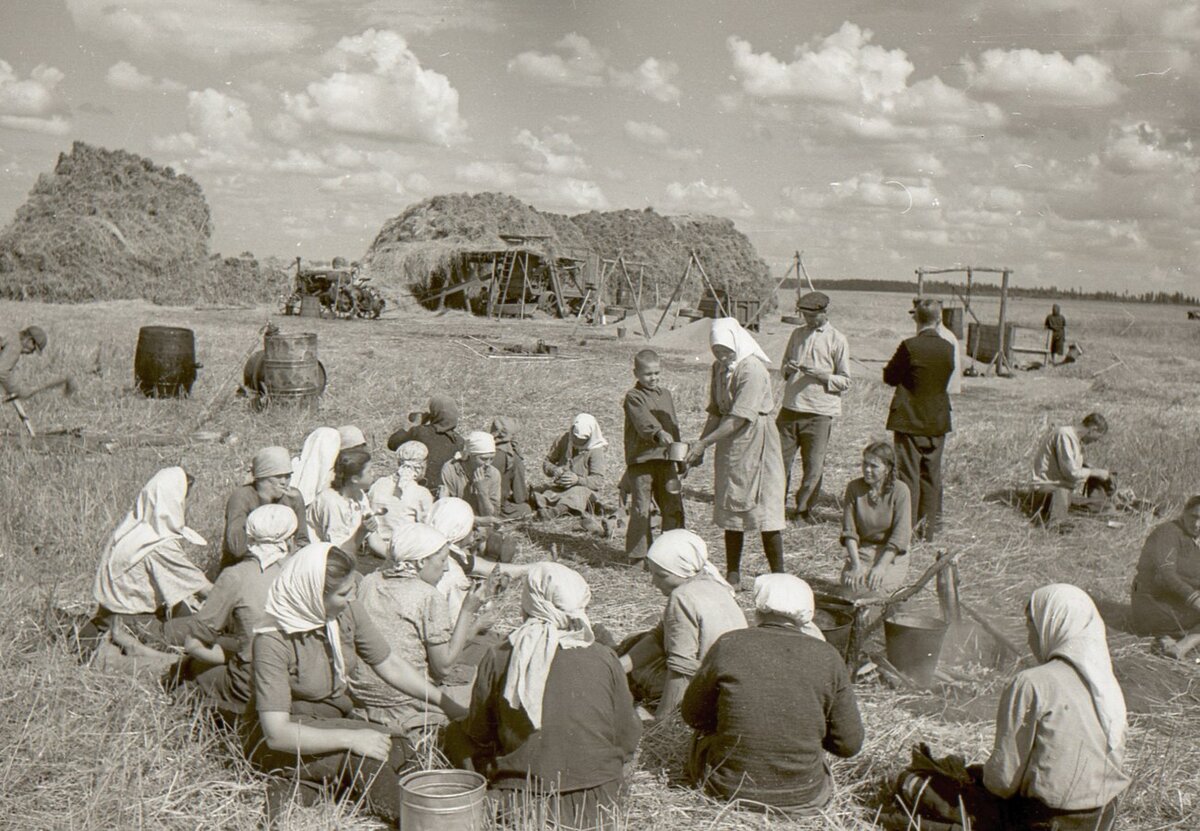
667;441;689;463
299;294;322;318
399;769;487;831
616;326;628;340
814;602;854;658
135;326;199;398
261;332;325;402
884;613;948;686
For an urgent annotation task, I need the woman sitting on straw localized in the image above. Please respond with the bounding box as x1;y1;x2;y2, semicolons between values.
533;413;609;524
289;427;341;537
365;440;434;554
446;562;641;830
350;523;497;736
617;529;747;716
81;466;211;659
218;446;308;572
490;417;533;520
886;584;1130;831
438;431;503;524
246;542;467;823
307;447;379;559
183;504;297;716
682;574;864;813
840;440;912;596
387;395;464;494
1130;495;1200;660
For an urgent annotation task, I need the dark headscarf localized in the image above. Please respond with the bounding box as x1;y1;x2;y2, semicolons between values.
490;416;521;456
425;395;460;434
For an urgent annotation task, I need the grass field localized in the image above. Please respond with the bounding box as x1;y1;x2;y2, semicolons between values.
1;290;1198;829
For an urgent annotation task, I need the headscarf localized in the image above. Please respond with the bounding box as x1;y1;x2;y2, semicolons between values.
429;496;475;546
426;395;460;434
490;417;520;455
754;574;824;640
1028;584;1127;751
463;431;496;457
570;413;608;451
97;466;207;578
383;522;448;579
249;446;292;483
710;317;771;368
503;562;595;729
394;440;428;487
257;542;349;688
245;503;298;571
290;427;341;504
646;529;733;593
338;425;366;451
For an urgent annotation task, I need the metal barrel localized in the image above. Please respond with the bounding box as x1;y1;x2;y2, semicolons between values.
299;294;322;318
399;770;488;831
884;613;948;687
261;332;325;402
134;326;197;398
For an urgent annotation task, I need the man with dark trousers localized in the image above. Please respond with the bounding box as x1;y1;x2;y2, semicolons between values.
882;299;955;542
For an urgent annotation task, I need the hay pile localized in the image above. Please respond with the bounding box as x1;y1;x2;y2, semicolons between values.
0;142;280;306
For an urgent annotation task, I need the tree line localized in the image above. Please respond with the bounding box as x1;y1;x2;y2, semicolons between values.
782;278;1199;307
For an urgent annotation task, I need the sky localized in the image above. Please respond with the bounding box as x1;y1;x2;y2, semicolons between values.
1;0;1198;293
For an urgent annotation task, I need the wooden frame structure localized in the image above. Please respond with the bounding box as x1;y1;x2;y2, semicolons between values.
653;251;729;338
916;265;1014;375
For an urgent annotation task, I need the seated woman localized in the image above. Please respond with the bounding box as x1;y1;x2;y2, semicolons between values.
682;574;864;813
337;424;367;453
246;542;467;822
81;466;211;658
888;584;1130;831
839;441;912;596
387;395;464;494
533;413;608;521
618;529;747;715
289;427;342;532
184;504;297;716
490;417;533;520
439;431;503;524
1130;495;1200;660
218;446;309;573
307;447;379;559
365;441;434;555
350;523;495;736
446;563;641;830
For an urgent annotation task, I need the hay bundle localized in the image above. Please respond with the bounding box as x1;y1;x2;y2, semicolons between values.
0;142;216;303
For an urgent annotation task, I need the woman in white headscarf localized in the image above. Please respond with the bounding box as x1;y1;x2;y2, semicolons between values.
447;563;641;830
891;584;1130;831
680;572;863;812
438;431;503;522
685;318;787;588
533;412;609;522
365;441;434;557
84;466;212;657
290;427;341;507
183;503;299;714
246;541;466;824
617;529;747;715
350;523;495;735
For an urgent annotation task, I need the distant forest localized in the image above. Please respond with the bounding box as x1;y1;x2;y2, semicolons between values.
782;278;1199;307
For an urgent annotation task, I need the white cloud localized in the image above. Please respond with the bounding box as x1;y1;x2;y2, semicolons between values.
105;61;184;93
513;128;588;176
283;29;467;145
664;180;754;218
357;0;502;34
152;88;263;172
1101;122;1196;174
610;57;681;103
828;172;940;211
65;0;313;62
455;161;519;188
0;61;70;135
966;49;1124;107
508;33;607;88
523;175;609;211
624;120;670;145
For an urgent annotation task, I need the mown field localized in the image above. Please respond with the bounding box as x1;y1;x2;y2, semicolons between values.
1;290;1198;829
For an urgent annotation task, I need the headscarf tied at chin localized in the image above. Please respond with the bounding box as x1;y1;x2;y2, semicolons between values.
394;440;428;487
754;573;825;641
503;562;595;729
645;529;733;593
383;521;447;580
245;503;298;571
1028;583;1127;751
570;413;608;451
709;317;771;368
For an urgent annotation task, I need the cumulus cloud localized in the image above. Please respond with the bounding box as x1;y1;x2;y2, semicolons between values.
513;128;589;176
65;0;313;62
509;34;681;102
105;61;184;93
624;120;670;145
1101;122;1196;174
0;61;70;136
456;160;519;189
664;180;754;218
358;0;503;34
966;49;1124;107
827;172;941;212
283;29;467;145
611;57;681;103
152;88;263;172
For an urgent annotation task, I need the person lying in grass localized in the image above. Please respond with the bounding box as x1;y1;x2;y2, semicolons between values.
446;563;641;831
1130;494;1200;660
307;447;379;559
81;466;211;659
616;529;746;716
682;574;863;814
886;584;1130;831
246;542;467;824
182;504;297;717
350;522;497;736
533;413;609;525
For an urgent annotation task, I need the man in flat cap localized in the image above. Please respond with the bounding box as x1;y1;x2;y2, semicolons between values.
0;325;47;400
778;291;852;524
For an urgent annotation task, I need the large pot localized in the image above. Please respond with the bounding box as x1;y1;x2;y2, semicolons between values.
135;326;200;398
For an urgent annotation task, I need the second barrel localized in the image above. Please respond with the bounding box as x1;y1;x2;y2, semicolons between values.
261;332;326;402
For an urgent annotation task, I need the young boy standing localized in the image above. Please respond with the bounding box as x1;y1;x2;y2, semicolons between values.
623;349;685;562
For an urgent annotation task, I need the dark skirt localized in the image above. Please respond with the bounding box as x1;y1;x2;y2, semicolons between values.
1130;585;1200;636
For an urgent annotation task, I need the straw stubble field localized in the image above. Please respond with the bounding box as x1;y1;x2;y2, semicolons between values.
0;291;1197;829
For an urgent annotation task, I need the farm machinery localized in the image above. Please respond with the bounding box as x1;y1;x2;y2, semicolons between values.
282;257;386;319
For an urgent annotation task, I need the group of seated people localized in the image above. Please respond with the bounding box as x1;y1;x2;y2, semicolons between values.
74;395;1163;829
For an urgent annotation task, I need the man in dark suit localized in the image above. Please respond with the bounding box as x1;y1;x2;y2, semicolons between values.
883;299;955;541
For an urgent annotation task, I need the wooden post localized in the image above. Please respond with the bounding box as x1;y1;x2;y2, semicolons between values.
619;257;653;340
693;256;729;318
652;258;693;338
965;267;973;313
916;267;925;298
997;269;1010;371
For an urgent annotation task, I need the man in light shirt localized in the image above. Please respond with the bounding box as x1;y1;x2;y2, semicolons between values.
777;291;851;524
1031;412;1110;527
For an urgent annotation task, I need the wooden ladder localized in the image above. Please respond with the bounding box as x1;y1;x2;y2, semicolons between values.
490;250;519;318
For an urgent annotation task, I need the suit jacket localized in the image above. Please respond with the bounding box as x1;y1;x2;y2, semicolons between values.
883;329;954;436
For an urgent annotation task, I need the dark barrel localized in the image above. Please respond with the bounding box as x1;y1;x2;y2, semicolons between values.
261;332;325;402
135;326;198;398
941;306;964;340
